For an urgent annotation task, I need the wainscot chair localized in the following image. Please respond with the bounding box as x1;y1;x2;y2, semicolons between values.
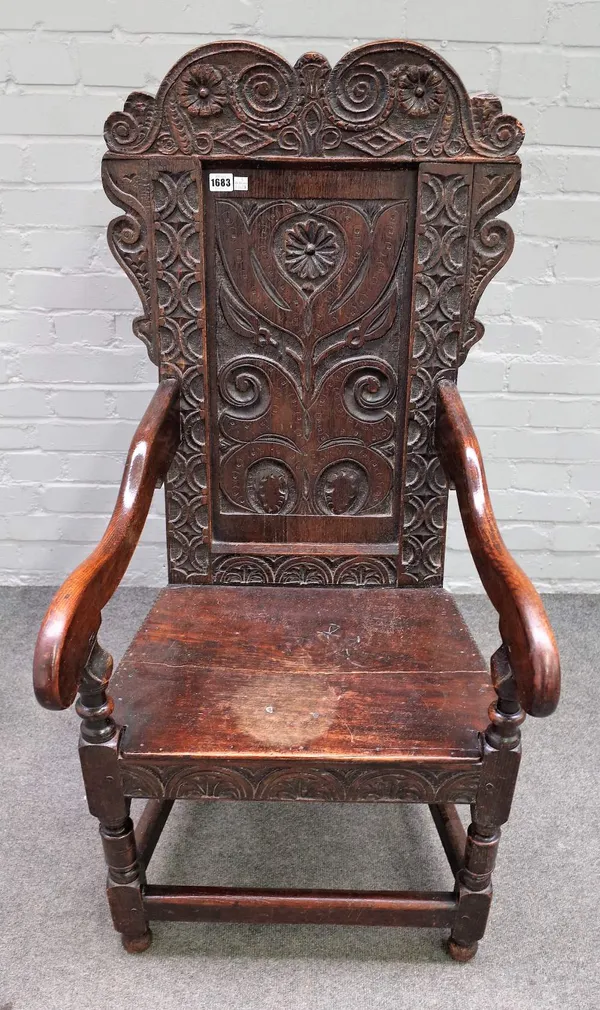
33;40;560;961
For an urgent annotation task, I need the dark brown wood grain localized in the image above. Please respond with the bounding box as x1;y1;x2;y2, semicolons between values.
135;800;174;870
429;804;467;876
143;885;458;928
205;166;416;553
33;379;180;710
111;586;493;763
436;380;560;717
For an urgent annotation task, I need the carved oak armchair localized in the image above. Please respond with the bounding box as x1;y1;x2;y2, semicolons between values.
33;41;560;961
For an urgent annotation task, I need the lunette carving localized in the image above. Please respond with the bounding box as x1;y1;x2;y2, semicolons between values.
105;41;523;161
119;761;483;803
212;554;397;586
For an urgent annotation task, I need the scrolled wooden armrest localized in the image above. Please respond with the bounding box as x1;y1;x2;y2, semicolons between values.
436;380;560;718
33;379;180;711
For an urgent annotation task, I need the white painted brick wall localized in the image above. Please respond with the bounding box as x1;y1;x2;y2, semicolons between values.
1;1;599;590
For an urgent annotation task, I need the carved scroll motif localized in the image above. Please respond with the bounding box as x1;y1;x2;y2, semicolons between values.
104;41;524;161
120;760;482;803
401;167;472;586
103;161;155;362
152;168;211;583
461;162;521;363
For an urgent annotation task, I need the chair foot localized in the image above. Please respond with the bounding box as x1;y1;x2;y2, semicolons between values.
121;929;153;954
446;937;478;962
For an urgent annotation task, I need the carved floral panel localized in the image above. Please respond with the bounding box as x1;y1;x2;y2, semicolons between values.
207;173;416;545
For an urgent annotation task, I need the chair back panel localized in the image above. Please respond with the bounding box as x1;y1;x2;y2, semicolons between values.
102;40;522;587
206;165;416;549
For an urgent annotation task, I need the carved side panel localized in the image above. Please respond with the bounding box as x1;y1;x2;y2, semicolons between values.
461;162;521;363
103;159;155;362
401;165;473;586
151;164;211;583
120;760;482;803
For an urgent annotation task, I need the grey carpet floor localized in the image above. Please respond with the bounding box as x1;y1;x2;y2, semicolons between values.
1;589;599;1010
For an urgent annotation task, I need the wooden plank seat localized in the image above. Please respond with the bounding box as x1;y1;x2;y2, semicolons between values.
113;586;494;802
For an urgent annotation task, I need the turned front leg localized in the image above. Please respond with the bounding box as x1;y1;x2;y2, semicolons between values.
448;821;500;959
448;646;524;962
101;812;151;953
77;640;152;952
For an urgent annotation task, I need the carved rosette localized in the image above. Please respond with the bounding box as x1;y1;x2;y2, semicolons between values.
401;167;472;586
119;760;482;803
151;168;211;583
104;41;523;161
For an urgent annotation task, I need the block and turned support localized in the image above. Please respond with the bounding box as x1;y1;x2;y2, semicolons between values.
448;646;524;961
77;641;152;953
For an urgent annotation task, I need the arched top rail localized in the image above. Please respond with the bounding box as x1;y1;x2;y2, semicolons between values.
104;40;523;162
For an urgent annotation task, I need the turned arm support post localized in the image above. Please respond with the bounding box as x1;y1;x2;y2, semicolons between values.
33;379;181;711
435;380;560;718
